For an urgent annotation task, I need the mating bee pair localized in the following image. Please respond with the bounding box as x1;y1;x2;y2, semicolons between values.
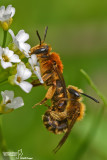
30;27;99;153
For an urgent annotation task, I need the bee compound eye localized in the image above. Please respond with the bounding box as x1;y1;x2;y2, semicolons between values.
74;92;80;98
68;88;80;98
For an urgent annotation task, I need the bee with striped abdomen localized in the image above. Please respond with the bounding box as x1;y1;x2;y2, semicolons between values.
30;27;99;153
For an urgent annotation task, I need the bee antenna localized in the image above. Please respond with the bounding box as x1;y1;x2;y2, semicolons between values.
80;92;99;103
43;26;48;42
36;30;41;45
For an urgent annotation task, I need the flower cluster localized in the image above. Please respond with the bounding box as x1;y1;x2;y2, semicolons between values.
0;90;24;114
0;5;43;114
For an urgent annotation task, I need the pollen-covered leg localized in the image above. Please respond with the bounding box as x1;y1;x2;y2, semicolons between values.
50;111;67;121
45;84;56;99
33;84;56;108
42;72;53;82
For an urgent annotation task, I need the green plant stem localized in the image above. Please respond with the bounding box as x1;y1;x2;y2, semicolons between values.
80;69;107;106
0;117;10;160
2;30;7;48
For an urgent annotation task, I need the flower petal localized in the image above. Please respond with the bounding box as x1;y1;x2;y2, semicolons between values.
9;30;20;49
28;54;37;70
5;5;12;14
1;60;12;69
4;47;14;58
2;14;11;21
8;29;16;41
1;90;14;104
28;57;33;68
16;30;29;42
0;6;5;19
10;7;15;18
16;62;26;77
0;47;3;59
19;81;33;93
9;54;21;63
16;62;32;80
22;67;32;80
5;5;15;18
6;97;24;109
32;54;38;65
19;42;31;54
34;66;44;83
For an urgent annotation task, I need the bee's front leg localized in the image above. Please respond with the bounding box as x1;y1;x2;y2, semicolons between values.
31;79;43;87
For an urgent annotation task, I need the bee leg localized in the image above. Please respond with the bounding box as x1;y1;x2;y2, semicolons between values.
57;98;74;103
50;111;67;121
31;79;43;87
42;72;54;82
33;82;56;108
44;82;56;100
44;103;50;108
32;72;54;87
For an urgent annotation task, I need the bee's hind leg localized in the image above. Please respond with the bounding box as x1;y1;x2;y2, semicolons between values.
32;82;56;108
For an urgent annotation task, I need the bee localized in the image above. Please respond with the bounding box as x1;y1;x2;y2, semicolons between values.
30;26;67;106
30;27;99;153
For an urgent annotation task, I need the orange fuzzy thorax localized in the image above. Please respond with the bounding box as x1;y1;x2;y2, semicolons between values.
50;52;63;73
40;52;63;75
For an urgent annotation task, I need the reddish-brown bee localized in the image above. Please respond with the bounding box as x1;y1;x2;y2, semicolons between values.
30;27;99;153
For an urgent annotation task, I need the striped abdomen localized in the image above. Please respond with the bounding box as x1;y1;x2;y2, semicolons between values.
43;110;68;134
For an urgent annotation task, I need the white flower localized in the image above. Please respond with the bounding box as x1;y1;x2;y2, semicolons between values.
8;29;31;57
0;5;15;22
28;54;44;83
0;47;21;69
14;62;33;93
1;90;24;109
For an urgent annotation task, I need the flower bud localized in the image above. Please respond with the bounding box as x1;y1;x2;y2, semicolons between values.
0;18;13;31
8;75;15;85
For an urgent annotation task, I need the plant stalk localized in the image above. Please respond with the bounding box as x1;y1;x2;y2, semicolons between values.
2;30;7;48
0;117;10;160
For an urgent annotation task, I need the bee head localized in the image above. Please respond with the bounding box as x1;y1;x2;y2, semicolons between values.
67;86;99;103
31;26;52;55
68;87;80;100
32;44;50;55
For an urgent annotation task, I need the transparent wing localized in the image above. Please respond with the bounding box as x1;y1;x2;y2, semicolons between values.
53;65;67;98
53;111;79;153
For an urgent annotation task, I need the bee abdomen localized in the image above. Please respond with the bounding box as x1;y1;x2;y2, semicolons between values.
43;111;68;134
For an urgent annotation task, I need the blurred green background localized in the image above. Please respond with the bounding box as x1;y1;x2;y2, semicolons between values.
0;0;107;160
